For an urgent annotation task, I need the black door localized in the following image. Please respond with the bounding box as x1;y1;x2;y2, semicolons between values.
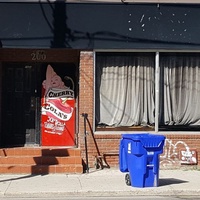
1;63;41;147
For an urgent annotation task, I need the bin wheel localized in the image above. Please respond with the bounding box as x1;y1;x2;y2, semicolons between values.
125;173;131;186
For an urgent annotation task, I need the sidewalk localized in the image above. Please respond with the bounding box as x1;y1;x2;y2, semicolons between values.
0;168;199;197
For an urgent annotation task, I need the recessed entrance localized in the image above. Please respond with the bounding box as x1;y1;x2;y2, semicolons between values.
1;64;78;148
2;63;42;147
0;49;79;148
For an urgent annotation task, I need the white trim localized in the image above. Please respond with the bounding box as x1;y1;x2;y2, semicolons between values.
121;0;200;3
95;49;200;52
94;131;200;134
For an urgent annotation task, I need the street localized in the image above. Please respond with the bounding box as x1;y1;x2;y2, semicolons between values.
0;196;200;200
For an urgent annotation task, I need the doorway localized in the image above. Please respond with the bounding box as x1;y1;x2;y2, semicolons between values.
1;63;41;147
1;61;77;147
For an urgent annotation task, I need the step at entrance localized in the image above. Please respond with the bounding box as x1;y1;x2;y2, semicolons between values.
0;147;83;174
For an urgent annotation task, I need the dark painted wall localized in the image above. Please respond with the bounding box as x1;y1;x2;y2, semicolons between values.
0;2;200;49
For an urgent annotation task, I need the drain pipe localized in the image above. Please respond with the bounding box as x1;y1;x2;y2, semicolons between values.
82;113;89;173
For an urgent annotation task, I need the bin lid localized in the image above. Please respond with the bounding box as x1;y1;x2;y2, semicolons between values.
122;133;165;148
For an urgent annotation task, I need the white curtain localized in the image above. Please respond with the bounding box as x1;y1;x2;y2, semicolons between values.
161;55;200;125
95;53;155;127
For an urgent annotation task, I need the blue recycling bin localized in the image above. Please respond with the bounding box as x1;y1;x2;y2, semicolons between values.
119;133;165;188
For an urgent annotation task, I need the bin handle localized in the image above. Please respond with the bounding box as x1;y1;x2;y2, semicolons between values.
147;164;154;167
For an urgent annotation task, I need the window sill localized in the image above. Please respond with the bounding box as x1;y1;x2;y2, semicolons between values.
95;125;154;132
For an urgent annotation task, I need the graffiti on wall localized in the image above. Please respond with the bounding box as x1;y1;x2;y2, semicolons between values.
160;139;197;168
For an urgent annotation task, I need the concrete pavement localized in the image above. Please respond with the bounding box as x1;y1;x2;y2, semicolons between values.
0;168;199;197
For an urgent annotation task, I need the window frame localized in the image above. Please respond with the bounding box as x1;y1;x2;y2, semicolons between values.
94;50;200;133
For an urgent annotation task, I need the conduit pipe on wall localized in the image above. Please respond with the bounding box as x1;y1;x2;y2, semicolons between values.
155;51;159;133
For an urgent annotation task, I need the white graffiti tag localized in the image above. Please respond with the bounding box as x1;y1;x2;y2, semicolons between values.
160;139;192;168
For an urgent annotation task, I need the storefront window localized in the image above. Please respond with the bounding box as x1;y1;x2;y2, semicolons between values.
95;52;155;131
159;53;200;131
95;52;200;132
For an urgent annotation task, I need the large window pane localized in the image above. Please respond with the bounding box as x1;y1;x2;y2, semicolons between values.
95;52;155;128
159;53;200;130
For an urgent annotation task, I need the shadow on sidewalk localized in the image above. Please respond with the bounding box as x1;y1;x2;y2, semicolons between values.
159;178;188;186
0;174;44;183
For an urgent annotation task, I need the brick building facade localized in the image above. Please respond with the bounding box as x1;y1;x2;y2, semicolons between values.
0;1;200;174
79;51;200;170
